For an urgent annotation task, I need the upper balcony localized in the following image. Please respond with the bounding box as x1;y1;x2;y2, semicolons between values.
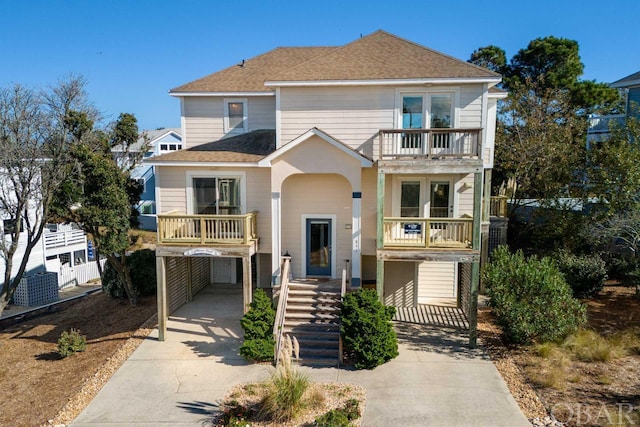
157;211;259;255
378;128;483;174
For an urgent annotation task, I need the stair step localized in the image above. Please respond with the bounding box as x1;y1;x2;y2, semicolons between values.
286;304;340;313
287;289;341;298
282;327;339;336
285;312;339;321
297;357;339;367
296;339;339;348
298;346;340;356
287;296;341;304
283;322;340;331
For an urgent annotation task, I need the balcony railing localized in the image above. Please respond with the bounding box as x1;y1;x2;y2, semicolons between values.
44;229;86;250
383;217;473;249
587;114;625;134
379;128;482;159
489;196;508;218
157;211;258;245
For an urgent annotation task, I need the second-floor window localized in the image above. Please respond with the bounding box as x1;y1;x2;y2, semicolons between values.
224;98;248;134
399;92;454;150
192;176;241;215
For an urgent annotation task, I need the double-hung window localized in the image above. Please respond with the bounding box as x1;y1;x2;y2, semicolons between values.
224;98;248;134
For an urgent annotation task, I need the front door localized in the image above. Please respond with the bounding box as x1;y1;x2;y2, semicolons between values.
306;219;331;276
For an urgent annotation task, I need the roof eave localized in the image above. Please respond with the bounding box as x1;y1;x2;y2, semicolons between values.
145;160;261;167
169;91;275;97
264;77;502;87
611;79;640;89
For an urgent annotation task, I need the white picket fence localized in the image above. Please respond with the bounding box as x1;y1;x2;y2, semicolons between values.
58;259;106;290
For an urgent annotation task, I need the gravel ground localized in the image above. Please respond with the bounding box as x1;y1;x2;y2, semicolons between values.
45;314;157;427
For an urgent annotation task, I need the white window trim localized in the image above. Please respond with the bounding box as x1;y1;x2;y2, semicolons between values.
427;175;456;218
392;176;426;217
223;98;248;134
185;170;247;215
394;88;460;129
300;214;337;279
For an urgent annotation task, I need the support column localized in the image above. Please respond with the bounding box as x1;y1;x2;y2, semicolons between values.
469;171;484;348
186;257;193;302
156;255;167;341
351;192;362;288
270;191;281;285
376;172;385;301
242;255;253;314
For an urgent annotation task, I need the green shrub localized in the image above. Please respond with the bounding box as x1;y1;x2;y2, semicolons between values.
57;328;87;358
314;409;351;427
340;288;398;369
102;249;157;298
221;400;254;427
483;246;587;344
554;250;607;298
239;289;275;362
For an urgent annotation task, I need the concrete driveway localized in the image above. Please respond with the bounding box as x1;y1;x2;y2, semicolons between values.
71;285;530;427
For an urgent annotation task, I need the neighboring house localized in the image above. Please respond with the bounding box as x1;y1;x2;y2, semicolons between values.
587;70;640;147
113;128;182;230
149;30;506;346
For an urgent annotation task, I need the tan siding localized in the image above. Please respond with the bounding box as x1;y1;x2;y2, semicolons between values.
156;166;272;252
281;174;352;279
417;261;456;303
156;166;187;213
167;257;188;313
456;173;475;217
458;85;483;128
384;261;415;307
280;86;395;157
182;96;276;149
249;97;276;130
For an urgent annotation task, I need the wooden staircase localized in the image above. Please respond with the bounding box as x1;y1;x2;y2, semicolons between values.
281;280;342;366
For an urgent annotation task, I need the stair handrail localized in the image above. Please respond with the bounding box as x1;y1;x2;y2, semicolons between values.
273;256;291;365
339;266;347;366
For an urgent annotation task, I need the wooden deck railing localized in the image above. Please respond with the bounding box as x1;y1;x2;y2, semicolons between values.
157;211;258;245
273;256;291;365
489;196;508;218
383;217;473;249
379;128;482;159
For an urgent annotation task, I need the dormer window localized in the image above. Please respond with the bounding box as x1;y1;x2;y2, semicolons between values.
224;98;248;134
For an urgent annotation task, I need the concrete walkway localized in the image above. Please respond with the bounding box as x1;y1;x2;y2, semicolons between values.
71;285;530;427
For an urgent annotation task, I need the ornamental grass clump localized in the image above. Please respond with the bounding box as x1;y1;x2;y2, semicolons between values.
483;246;586;344
259;335;311;422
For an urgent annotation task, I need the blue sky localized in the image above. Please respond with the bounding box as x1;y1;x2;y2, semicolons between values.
2;1;639;131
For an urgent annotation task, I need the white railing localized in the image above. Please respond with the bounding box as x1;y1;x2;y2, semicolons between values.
379;128;482;159
57;259;106;290
587;114;625;134
273;256;291;365
44;230;86;250
383;217;473;249
157;211;258;245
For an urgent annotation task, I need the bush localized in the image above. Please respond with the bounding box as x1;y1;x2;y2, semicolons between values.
340;289;398;369
483;246;587;344
314;399;360;426
239;289;275;362
102;249;157;298
57;328;87;358
554;250;607;298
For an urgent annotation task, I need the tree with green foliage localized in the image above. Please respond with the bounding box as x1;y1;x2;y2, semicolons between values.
0;76;97;316
52;113;145;305
340;289;398;369
240;289;276;361
469;45;506;75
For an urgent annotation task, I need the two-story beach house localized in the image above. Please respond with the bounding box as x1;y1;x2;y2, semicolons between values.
150;31;505;351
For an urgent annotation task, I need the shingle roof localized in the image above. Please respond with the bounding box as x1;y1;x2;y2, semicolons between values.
269;30;500;82
170;30;500;93
112;128;182;153
149;129;276;163
170;47;336;93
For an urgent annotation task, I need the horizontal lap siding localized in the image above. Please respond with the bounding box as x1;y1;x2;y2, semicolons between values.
167;257;188;314
417;261;456;303
280;87;395;157
183;97;275;149
156;166;187;213
458;85;483;128
456;173;475;217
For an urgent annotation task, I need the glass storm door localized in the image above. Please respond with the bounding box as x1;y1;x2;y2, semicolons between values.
430;182;451;218
401;95;424;153
306;219;331;276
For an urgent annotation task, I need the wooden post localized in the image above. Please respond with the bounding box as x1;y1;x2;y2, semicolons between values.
376;172;385;301
242;255;252;314
186;257;193;302
156;256;167;341
469;171;483;348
